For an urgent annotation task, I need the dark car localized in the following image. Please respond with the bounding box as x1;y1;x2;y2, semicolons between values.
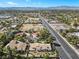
53;41;61;47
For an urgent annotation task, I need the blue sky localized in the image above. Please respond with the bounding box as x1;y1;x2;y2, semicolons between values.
0;0;79;7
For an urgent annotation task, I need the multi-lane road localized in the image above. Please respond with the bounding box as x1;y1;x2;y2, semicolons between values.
40;16;79;59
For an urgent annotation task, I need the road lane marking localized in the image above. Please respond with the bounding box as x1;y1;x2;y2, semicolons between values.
49;28;72;59
43;19;73;59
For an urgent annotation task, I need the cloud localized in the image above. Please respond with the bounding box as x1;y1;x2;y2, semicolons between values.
0;2;18;7
6;2;17;5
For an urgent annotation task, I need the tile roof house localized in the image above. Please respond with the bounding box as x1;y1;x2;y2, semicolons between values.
29;43;51;51
6;40;51;52
6;40;27;51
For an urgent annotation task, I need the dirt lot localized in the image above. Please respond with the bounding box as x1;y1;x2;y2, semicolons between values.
20;24;44;31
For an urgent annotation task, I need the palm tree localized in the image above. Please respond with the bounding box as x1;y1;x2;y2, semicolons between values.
25;41;30;59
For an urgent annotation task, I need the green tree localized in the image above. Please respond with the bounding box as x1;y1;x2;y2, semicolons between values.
44;54;50;59
39;28;50;40
73;19;78;29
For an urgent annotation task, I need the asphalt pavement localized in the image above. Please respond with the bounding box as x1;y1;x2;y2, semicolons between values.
40;16;79;59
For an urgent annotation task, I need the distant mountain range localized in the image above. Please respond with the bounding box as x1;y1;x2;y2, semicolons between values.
0;6;79;10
